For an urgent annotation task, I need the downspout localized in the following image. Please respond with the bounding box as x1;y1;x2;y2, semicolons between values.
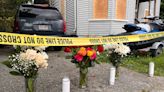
74;0;77;34
148;0;151;16
154;0;156;16
135;0;140;19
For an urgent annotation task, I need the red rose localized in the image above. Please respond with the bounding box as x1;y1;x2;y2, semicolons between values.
64;47;71;53
97;45;104;53
74;54;83;62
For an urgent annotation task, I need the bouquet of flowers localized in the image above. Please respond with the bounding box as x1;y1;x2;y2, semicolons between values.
64;45;104;88
104;43;131;76
3;46;48;92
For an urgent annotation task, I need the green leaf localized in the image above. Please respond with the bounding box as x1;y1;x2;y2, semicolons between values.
9;71;22;76
1;60;12;68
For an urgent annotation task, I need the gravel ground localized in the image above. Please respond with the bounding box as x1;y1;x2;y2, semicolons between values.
0;46;164;92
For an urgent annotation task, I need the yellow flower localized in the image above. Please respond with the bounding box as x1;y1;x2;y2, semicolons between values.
87;50;93;57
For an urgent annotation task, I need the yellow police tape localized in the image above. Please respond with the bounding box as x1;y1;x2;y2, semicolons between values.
0;32;164;46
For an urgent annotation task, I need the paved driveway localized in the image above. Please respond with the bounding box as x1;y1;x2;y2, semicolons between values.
0;46;164;92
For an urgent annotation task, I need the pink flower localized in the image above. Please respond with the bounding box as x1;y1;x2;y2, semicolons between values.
74;54;83;62
86;47;92;51
90;53;97;60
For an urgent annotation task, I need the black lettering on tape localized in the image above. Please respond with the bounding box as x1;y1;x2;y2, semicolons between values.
17;36;21;43
107;38;112;42
0;35;2;42
89;39;101;44
139;35;147;40
24;37;35;44
45;38;57;44
37;38;44;44
119;37;129;42
101;39;108;43
0;35;22;43
57;38;73;45
112;38;119;42
3;35;7;42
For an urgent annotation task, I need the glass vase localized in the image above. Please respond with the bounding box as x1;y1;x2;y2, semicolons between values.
79;67;88;88
25;77;37;92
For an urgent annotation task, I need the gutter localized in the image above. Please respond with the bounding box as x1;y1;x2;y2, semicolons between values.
74;0;77;34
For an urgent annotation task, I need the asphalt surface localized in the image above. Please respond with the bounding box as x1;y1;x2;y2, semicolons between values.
0;46;164;92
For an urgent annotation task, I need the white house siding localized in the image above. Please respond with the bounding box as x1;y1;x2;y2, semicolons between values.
110;20;127;34
109;0;129;35
87;0;127;36
54;0;139;36
76;0;89;36
155;0;161;16
88;20;111;36
87;0;114;36
65;0;75;35
126;0;136;23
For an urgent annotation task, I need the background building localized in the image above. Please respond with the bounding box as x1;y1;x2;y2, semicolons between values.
49;0;161;36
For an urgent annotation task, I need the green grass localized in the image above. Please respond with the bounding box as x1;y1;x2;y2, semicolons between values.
122;52;164;76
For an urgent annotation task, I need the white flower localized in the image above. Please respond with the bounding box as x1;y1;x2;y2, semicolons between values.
34;46;48;51
103;43;119;50
20;49;35;60
41;52;49;59
35;53;48;68
20;49;37;61
9;48;49;77
114;44;131;56
104;43;131;56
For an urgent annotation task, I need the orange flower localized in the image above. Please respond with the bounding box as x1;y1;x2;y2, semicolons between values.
77;47;87;56
79;47;86;51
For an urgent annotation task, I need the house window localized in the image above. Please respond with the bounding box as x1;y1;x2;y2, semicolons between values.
116;0;126;19
93;0;108;19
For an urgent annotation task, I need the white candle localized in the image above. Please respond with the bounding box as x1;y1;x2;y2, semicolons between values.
62;77;70;92
109;67;116;85
149;62;154;77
